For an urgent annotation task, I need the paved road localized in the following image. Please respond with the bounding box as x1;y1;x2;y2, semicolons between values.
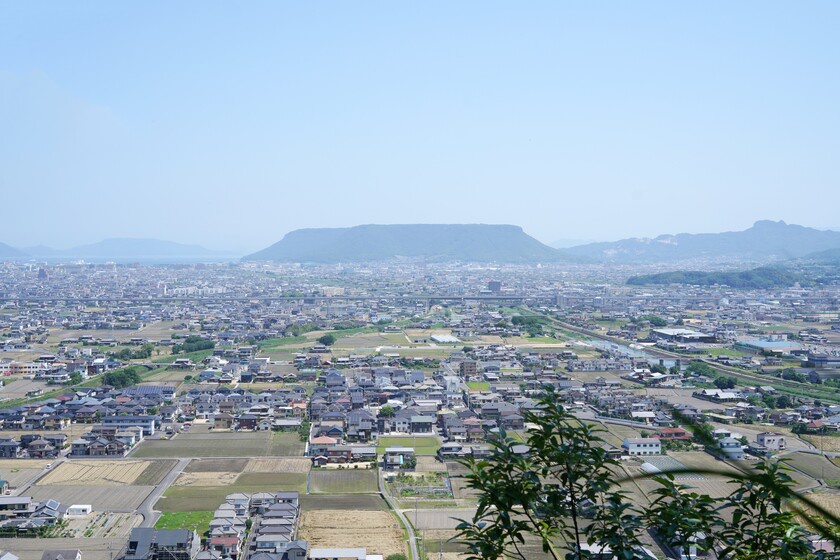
137;458;190;527
379;470;419;560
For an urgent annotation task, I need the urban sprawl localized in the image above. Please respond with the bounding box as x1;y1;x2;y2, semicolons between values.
0;261;839;560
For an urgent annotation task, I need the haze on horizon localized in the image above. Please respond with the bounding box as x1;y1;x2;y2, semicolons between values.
2;2;839;253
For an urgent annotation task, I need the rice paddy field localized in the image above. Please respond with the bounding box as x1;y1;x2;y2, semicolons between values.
309;468;378;493
131;431;304;458
159;455;310;511
39;459;175;486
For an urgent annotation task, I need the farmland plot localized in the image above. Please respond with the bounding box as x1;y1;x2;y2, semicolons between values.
132;432;268;458
0;459;51;488
184;458;249;472
784;451;840;484
40;460;173;486
309;469;378;493
28;484;154;512
159;473;307;512
300;494;388;511
245;457;310;473
298;509;406;558
408;508;476;530
0;537;126;560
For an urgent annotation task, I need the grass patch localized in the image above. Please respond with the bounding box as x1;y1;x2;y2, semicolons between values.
258;336;308;349
268;432;306;456
377;437;440;456
300;494;388;511
155;511;214;537
466;382;489;391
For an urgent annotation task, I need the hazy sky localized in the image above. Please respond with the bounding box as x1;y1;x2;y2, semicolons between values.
2;2;839;253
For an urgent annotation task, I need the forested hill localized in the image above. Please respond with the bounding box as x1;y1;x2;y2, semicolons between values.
566;220;840;263
244;224;568;263
626;266;809;289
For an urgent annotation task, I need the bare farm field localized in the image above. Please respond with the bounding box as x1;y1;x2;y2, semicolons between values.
298;509;406;558
184;458;249;472
40;460;175;486
0;378;51;400
804;435;840;453
0;423;90;442
309;469;378;493
173;471;240;487
797;490;840;523
0;459;51;488
408;508;476;530
415;455;447;472
245;457;311;473
0;537;127;560
28;484;154;512
64;512;142;539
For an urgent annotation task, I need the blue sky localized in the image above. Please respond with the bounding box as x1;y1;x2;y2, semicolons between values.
2;2;839;253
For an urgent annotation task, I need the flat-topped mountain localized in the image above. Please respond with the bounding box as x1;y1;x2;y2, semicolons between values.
564;220;840;263
244;224;565;263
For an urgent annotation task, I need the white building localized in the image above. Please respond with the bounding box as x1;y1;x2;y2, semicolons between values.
622;437;661;456
756;432;786;451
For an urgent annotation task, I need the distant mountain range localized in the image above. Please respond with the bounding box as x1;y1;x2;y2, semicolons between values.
0;242;26;258
563;220;840;263
243;224;566;263
3;238;237;262
5;220;840;265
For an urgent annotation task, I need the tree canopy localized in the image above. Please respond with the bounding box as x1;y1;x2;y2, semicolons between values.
455;388;838;560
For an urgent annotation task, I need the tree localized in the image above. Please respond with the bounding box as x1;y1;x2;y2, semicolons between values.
686;361;716;377
379;405;395;418
385;555;408;560
714;376;737;390
297;419;311;442
454;388;839;560
317;333;336;346
68;372;83;385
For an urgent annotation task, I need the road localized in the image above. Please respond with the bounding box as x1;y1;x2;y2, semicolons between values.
379;470;420;560
137;458;190;527
15;456;67;495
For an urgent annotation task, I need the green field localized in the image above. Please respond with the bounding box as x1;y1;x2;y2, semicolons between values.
299;493;388;511
783;452;840;487
466;382;489;391
155;511;214;537
132;432;304;458
377;436;440;456
309;469;379;493
158;473;308;511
